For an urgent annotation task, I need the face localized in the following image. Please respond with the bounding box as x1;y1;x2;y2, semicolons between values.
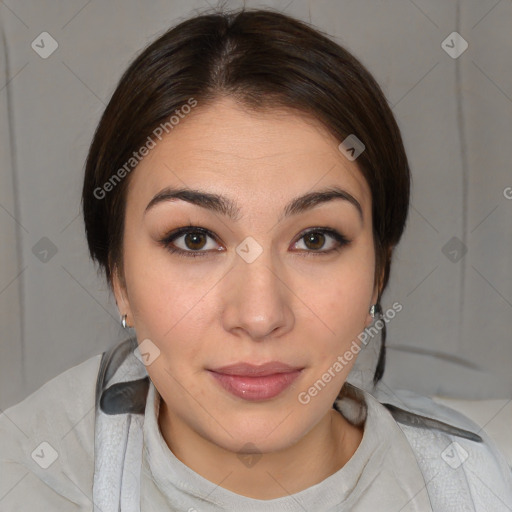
113;96;379;454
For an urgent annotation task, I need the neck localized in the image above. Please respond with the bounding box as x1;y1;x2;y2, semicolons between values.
158;399;363;500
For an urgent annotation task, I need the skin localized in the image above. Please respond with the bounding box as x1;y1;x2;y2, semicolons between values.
112;96;381;500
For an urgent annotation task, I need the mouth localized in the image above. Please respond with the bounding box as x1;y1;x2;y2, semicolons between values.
209;361;303;377
207;362;304;401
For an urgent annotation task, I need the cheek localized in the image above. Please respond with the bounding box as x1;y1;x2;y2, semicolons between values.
326;270;373;324
322;241;375;312
311;246;375;358
122;241;204;342
123;256;220;381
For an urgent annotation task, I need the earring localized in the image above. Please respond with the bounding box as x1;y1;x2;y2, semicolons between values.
121;314;128;329
369;304;381;319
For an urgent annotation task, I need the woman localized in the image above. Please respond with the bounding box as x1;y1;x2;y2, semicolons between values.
1;7;511;511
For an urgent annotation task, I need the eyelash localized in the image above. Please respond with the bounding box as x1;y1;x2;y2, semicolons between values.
158;225;351;259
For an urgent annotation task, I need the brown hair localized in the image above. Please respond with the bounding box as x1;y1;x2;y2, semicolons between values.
81;7;410;384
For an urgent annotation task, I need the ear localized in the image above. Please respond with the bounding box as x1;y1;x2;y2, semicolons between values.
364;247;391;327
112;264;133;325
364;284;380;328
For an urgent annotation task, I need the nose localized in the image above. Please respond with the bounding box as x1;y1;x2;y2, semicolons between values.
221;248;295;340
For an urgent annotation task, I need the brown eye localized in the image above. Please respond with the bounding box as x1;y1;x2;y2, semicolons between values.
303;231;326;250
159;226;223;258
293;228;350;255
184;231;207;250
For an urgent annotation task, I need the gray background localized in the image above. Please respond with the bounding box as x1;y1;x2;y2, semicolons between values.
1;0;511;411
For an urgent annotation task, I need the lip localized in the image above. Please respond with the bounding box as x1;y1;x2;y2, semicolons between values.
208;370;303;401
209;361;303;377
207;362;304;401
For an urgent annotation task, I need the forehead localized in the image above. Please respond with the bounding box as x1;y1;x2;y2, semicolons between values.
125;97;371;216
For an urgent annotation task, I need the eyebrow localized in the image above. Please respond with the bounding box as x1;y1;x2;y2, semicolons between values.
144;185;363;223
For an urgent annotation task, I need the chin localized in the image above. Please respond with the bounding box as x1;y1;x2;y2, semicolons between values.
202;411;312;454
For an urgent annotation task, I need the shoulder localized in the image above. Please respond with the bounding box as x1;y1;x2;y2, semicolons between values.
0;352;104;511
368;384;512;508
